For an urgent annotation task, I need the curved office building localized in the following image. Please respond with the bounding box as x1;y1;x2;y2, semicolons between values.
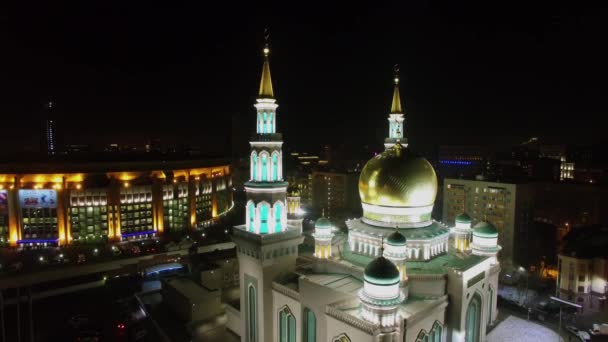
0;158;233;247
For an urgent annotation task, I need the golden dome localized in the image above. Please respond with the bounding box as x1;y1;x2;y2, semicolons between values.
359;143;437;215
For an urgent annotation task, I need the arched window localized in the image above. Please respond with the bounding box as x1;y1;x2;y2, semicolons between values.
332;333;351;342
248;285;256;342
304;308;316;342
274;202;282;233
263;112;268;133
261;153;268;181
431;321;442;342
259;202;270;234
247;201;255;232
272;152;279;181
257;113;262;133
268;113;273;133
251;152;258;181
488;286;494;326
466;293;482;342
278;306;296;342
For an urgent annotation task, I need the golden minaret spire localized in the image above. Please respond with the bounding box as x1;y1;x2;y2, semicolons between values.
258;28;275;98
390;64;403;114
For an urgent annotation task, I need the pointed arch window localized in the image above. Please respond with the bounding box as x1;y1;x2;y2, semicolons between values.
488;286;494;326
332;334;351;342
257;113;262;133
251;152;258;181
304;308;316;342
259;203;269;234
466;293;482;342
261;153;268;181
247;201;255;232
278;306;296;342
263;112;268;133
268;112;273;133
248;285;257;342
272;152;279;181
274;202;282;233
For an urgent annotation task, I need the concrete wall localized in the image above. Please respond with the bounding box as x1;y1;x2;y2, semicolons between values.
403;302;446;342
298;276;353;342
162;278;222;322
225;303;242;336
408;276;446;297
325;314;373;342
446;258;497;342
591;257;607;294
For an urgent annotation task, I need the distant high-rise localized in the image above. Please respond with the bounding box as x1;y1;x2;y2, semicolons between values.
43;101;57;155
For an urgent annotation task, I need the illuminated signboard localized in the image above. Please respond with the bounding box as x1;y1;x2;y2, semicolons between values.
19;189;57;209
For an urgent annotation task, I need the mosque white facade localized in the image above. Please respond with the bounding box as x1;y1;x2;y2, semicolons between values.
230;42;502;342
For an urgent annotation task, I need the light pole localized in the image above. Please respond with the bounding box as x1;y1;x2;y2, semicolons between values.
550;296;581;342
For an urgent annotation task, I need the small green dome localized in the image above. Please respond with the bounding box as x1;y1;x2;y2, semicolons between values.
386;230;407;245
364;256;399;285
315;217;332;229
473;222;498;238
455;213;472;224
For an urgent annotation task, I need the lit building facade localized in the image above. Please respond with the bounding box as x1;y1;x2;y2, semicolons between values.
0;160;233;247
557;225;608;312
442;178;533;266
311;170;360;221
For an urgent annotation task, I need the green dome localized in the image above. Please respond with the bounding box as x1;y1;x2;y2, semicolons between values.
386;230;407;245
315;217;332;229
364;256;400;285
455;213;472;224
473;222;498;238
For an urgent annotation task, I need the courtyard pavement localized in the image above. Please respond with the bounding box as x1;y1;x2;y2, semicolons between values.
488;315;563;342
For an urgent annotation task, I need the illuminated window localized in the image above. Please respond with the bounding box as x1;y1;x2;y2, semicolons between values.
272;153;279;181
259;203;269;234
274;202;282;233
251;152;258;181
261;153;268;181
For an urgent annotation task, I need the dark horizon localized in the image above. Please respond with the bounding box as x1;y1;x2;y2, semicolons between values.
2;2;607;156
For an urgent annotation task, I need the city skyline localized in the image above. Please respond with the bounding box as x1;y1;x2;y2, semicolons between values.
2;3;607;155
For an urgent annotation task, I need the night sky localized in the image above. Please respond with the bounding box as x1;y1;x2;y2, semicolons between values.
2;2;607;155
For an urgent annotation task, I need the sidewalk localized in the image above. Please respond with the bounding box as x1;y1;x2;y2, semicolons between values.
488;316;563;342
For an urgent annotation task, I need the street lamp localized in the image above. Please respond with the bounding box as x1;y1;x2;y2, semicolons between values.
550;296;582;342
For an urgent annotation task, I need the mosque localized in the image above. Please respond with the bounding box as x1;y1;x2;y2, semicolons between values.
230;41;502;342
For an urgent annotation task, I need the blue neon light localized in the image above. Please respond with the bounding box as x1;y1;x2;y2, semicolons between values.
439;160;474;166
147;266;184;275
121;230;156;237
17;239;59;244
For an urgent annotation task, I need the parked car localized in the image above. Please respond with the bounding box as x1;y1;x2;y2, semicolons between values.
590;323;608;336
578;330;591;341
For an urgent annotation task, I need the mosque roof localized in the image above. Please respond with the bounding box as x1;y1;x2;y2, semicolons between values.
364;256;400;284
473;222;498;238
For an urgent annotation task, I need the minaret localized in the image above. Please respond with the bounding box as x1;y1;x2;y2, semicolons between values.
359;244;404;337
384;65;407;150
232;35;303;342
246;39;286;234
453;212;473;252
313;216;334;259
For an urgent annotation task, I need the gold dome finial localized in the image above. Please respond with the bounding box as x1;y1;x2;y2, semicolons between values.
390;64;403;114
259;28;274;98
